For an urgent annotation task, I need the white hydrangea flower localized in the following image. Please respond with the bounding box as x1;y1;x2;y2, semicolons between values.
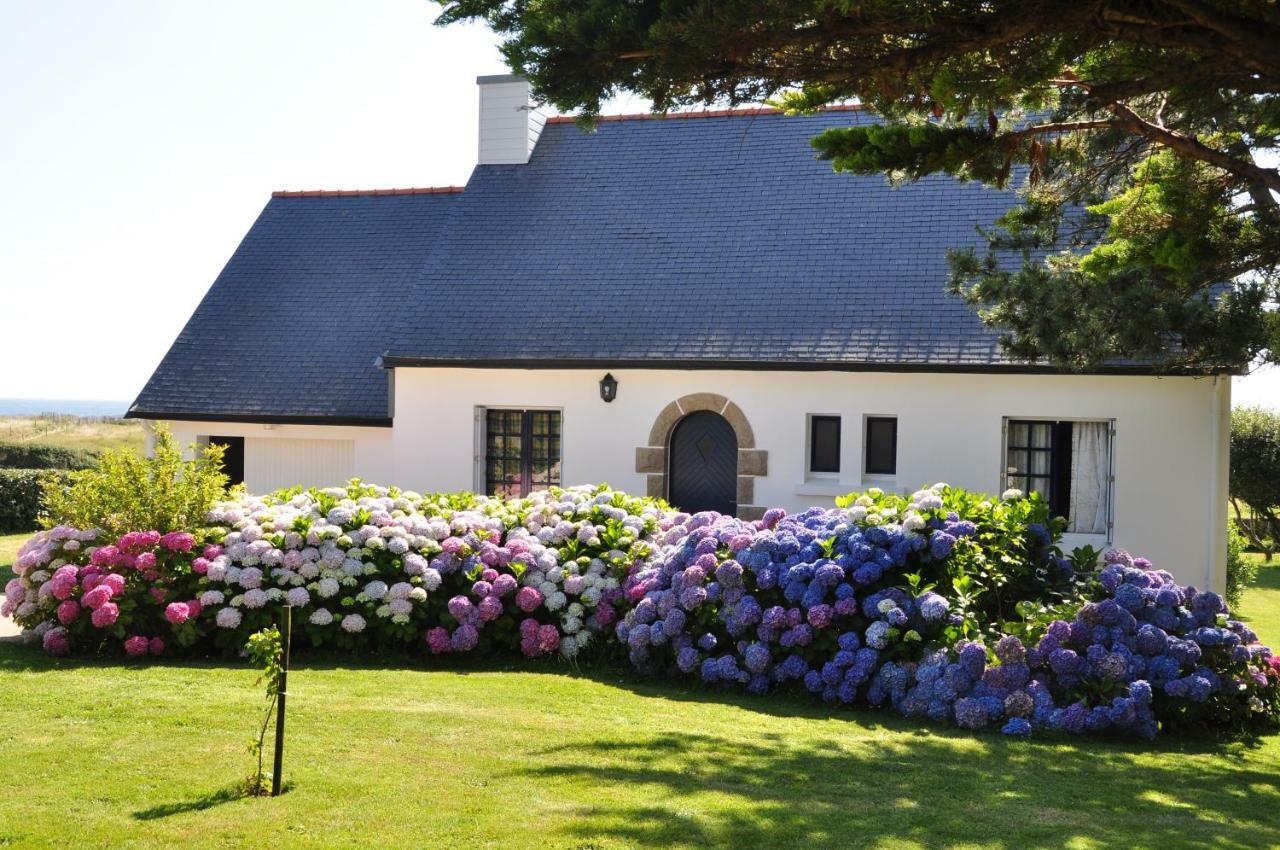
243;589;268;608
409;587;428;603
200;590;225;606
1001;488;1024;501
316;577;341;599
216;607;242;629
286;587;310;607
340;614;366;633
364;580;389;601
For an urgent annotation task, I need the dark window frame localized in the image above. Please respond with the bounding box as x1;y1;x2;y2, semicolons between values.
808;415;841;474
864;416;898;476
1005;419;1073;519
484;408;562;498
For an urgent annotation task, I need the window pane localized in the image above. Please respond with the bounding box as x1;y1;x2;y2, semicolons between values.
486;409;561;497
1031;423;1053;448
810;416;840;473
1030;451;1051;476
865;417;897;475
1007;448;1028;475
1009;422;1029;448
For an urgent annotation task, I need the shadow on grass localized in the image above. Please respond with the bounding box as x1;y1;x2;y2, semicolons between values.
508;729;1280;850
132;784;247;820
132;780;296;821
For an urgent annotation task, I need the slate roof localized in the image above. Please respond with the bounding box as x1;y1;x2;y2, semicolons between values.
132;107;1165;425
129;191;460;424
383;108;1024;369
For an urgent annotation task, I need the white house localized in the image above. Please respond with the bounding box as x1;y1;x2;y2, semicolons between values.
129;75;1231;590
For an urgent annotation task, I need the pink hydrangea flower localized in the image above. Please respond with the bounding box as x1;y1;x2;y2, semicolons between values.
148;637;165;656
202;544;223;559
90;545;120;567
134;552;157;571
50;576;77;601
43;628;71;656
101;573;125;595
91;602;120;628
491;574;517;597
537;624;560;654
426;627;452;654
191;557;210;575
165;602;190;625
124;635;149;657
149;587;168;604
56;599;81;625
82;585;113;610
477;595;503;622
515;586;543;613
186;598;203;618
161;531;195;552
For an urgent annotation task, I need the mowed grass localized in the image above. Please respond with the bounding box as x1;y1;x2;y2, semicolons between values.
0;414;145;456
0;556;1276;849
0;531;28;585
1240;552;1278;647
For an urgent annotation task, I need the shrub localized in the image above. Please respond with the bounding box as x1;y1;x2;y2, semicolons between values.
0;441;97;471
0;469;71;533
1230;406;1280;556
40;424;227;537
5;482;1277;740
1225;521;1258;610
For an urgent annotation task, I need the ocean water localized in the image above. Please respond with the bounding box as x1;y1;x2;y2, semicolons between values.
0;398;130;417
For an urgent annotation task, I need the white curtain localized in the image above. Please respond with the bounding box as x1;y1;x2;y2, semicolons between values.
1069;422;1110;534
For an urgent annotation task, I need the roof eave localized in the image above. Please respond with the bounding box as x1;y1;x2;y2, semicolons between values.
377;355;1227;377
124;409;393;428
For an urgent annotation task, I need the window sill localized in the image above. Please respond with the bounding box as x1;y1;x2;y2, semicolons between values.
794;480;860;498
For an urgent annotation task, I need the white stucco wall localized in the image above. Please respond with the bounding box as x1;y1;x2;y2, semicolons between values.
156;367;1230;590
163;421;393;495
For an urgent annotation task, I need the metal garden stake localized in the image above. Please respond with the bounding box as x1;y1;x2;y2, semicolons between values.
272;604;292;796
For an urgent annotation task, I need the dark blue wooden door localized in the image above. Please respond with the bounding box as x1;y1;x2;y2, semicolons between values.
668;411;737;515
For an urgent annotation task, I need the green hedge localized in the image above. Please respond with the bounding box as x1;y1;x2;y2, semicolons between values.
0;469;71;533
0;441;97;471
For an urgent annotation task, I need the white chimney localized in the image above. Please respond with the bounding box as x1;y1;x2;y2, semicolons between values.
477;74;547;165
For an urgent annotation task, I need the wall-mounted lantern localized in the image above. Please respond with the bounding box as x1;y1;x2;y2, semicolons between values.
599;372;618;403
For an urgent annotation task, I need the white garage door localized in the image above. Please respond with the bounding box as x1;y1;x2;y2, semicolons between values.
244;438;356;493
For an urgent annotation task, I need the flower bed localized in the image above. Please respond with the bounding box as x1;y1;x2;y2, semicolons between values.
5;483;1277;739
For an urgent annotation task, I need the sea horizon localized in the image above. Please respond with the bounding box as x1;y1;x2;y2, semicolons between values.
0;398;131;417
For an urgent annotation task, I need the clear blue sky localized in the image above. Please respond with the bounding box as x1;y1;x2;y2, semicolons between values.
1;1;1276;408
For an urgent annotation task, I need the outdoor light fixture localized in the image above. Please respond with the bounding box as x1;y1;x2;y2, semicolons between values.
599;372;618;403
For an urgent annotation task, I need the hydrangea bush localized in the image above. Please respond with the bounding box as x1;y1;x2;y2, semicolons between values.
5;482;1277;740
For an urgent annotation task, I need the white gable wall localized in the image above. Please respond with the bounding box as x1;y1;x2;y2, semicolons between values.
156;367;1229;591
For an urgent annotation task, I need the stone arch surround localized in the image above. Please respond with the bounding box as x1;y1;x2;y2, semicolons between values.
634;392;768;520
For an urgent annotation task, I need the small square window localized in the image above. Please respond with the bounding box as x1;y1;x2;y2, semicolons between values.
809;415;840;473
864;417;897;476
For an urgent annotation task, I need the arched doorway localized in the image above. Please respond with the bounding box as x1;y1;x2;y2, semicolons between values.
668;410;738;515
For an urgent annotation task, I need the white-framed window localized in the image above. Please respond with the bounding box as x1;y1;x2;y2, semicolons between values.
806;414;841;476
474;407;562;497
1003;418;1114;536
863;415;898;477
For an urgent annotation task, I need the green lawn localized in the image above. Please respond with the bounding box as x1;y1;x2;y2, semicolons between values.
0;556;1276;849
0;531;28;585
